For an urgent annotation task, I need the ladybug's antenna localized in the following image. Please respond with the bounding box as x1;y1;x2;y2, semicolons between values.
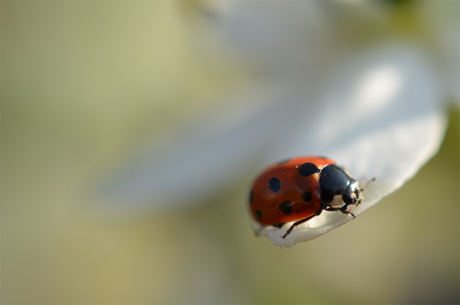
361;177;376;191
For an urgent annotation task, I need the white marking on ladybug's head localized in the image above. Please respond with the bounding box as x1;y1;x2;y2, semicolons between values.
328;194;345;209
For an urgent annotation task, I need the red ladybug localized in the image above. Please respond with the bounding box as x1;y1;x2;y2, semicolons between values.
249;156;371;239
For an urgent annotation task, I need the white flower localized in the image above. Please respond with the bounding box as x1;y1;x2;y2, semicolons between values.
92;1;457;247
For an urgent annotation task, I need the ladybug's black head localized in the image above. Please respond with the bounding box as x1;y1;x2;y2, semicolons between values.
319;164;361;210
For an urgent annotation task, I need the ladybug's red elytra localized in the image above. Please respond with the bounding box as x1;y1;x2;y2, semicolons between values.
249;156;372;239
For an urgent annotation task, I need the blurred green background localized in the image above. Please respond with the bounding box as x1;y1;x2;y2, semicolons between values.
2;1;459;304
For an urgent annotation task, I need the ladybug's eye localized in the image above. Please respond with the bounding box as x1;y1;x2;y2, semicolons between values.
342;193;355;205
343;180;360;206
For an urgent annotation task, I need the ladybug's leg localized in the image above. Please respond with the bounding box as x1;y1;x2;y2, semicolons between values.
282;210;322;239
322;203;356;218
338;205;356;218
339;209;356;218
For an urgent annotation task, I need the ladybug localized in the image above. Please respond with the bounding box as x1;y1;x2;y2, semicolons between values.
249;156;372;239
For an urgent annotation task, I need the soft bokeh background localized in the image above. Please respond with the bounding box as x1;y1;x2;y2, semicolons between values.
2;1;459;304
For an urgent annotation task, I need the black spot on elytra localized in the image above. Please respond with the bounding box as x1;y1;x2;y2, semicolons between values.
273;223;285;228
255;209;262;220
268;177;281;192
302;191;312;202
278;200;292;215
249;190;253;205
298;162;319;177
277;158;291;165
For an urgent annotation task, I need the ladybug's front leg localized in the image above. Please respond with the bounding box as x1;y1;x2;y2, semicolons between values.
323;203;356;218
339;205;356;218
340;209;356;218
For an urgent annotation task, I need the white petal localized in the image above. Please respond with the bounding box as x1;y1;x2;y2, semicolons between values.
202;0;390;75
90;81;316;215
417;1;460;104
255;45;447;247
